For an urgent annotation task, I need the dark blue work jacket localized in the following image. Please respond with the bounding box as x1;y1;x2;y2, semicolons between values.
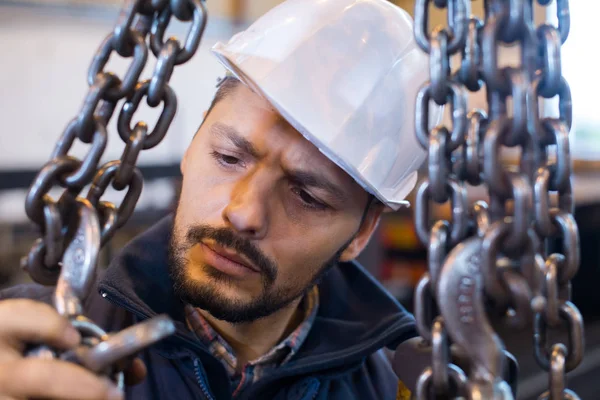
1;215;418;399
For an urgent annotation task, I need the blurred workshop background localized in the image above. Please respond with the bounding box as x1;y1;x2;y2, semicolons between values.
1;0;600;398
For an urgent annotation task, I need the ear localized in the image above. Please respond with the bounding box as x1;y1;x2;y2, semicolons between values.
339;204;384;262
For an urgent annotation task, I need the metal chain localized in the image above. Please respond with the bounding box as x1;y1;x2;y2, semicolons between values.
413;0;582;399
20;0;207;385
22;0;206;283
413;2;471;398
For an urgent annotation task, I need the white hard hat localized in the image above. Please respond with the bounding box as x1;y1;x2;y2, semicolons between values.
211;0;443;210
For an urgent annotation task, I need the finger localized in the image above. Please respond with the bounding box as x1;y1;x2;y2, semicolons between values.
0;300;80;350
0;358;123;400
0;343;25;363
124;358;147;386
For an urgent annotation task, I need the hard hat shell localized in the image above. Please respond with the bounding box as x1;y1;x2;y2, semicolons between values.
211;0;443;210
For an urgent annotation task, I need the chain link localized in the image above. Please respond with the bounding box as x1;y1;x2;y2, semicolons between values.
117;80;177;149
413;0;581;398
415;319;469;399
150;0;207;65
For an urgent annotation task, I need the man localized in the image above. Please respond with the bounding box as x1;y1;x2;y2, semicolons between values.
0;0;439;398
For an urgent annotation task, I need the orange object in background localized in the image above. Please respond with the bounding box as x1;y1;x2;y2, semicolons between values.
378;210;426;304
380;215;420;250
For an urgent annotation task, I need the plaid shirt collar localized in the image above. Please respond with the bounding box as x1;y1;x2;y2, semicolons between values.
185;286;319;381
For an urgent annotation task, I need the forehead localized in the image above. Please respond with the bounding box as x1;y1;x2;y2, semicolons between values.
209;83;360;188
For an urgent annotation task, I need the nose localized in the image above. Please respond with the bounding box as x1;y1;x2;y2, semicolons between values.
222;172;270;240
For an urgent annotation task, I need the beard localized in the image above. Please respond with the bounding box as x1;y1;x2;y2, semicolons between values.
168;224;350;324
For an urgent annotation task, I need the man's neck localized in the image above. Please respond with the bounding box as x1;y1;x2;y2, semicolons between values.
198;297;304;369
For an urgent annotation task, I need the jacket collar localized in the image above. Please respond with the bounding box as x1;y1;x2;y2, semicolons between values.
98;214;417;371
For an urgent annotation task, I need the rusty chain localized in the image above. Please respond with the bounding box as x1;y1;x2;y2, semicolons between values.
21;0;207;386
413;0;581;399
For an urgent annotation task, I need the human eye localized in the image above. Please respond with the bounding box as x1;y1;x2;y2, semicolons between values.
211;151;243;168
291;187;328;211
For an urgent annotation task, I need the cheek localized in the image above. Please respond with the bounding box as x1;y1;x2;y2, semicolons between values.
270;220;355;285
178;147;231;225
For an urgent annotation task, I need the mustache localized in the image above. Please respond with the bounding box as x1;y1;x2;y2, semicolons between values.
186;225;277;284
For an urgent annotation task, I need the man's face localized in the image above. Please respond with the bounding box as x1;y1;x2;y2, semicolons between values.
169;83;376;323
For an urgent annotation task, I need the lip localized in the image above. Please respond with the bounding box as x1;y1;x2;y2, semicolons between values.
199;242;260;278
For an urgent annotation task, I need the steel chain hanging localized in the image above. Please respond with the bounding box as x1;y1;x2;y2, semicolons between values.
23;0;207;284
20;0;207;386
413;0;582;399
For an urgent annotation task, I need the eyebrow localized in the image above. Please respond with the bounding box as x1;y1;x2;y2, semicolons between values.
210;122;261;159
210;122;346;200
286;168;346;200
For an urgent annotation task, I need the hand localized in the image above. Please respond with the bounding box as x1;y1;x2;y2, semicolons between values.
0;299;124;400
123;357;148;387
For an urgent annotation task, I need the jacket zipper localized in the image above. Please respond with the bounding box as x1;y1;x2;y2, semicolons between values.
100;289;219;400
193;359;216;400
310;388;319;400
